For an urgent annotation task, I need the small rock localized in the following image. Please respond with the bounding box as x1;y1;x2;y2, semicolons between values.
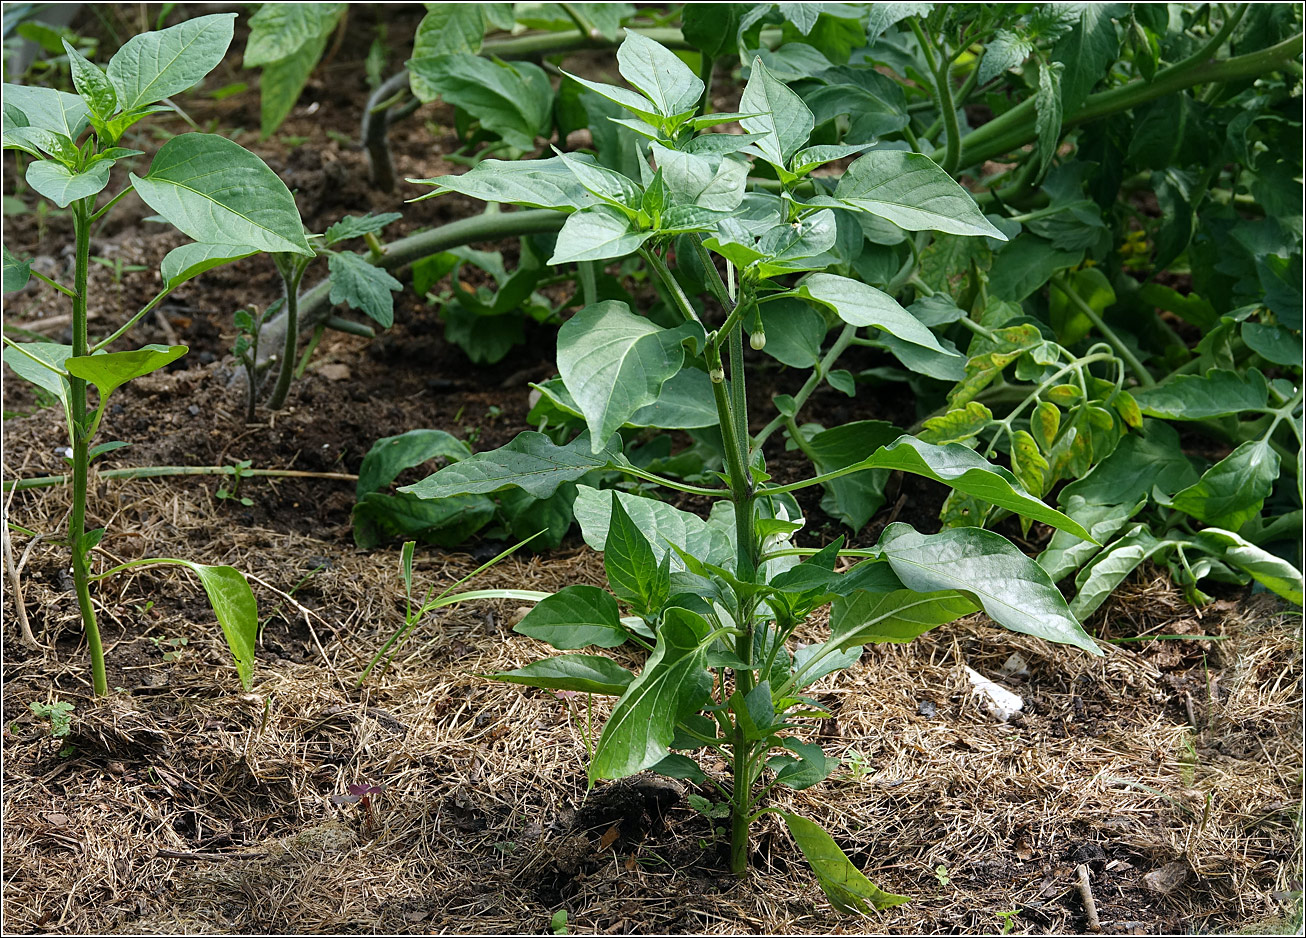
187;404;200;416
319;363;351;381
916;699;937;718
999;652;1030;679
1143;860;1190;895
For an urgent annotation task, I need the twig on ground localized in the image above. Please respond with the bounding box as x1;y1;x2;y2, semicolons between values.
1077;862;1102;932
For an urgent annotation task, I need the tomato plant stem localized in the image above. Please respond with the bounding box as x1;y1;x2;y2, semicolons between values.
266;258;309;410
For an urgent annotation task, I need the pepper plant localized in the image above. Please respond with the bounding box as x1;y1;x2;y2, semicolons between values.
2;14;310;694
403;37;1104;911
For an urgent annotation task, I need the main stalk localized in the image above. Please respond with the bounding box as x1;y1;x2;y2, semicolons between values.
69;200;108;695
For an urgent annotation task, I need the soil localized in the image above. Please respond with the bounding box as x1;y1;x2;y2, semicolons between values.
2;9;1301;936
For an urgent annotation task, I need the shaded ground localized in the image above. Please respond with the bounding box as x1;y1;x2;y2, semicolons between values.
3;8;1303;935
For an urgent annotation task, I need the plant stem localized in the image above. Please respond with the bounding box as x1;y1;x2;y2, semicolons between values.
698;53;715;117
91;286;172;351
68;200;107;696
1049;275;1155;386
3;465;358;493
267;259;309;410
753;324;857;451
27;268;77;298
909;18;960;174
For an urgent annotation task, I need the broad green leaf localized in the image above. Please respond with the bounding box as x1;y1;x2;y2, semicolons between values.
1051;5;1120;114
1069;526;1166;619
781;812;910;913
355;428;471;497
768;740;838;791
651;752;706;784
802;420;901;530
757;297;826;368
879;523;1101;654
131;133;311;256
562;72;662;125
865;2;932;40
159;242;258;289
26;159;111;208
62;40;117;120
142;559;258;688
1242;322;1303;367
244;3;345;66
979;28;1033;83
1196;528;1303;606
556;300;695;449
352;491;494;549
797;273;950;352
834;151;1006;239
1;83;89;138
324;212;403;245
814;436;1094;540
604;492;667;612
514;585;628;649
790;643;864;689
400;431;611;500
573;484;735;571
828;589;976;648
549;205;651;264
405;53;551;150
589;606;713;783
1170;439;1280;531
987;234;1082;302
648;143;748;212
257;30;330;138
1059;421;1198;506
3;244;31;293
1133;369;1269;420
740;57;813;169
410;156;597;211
107;13;236;109
65;344;187;402
616;30;704;118
791;143;874;176
1038;496;1145;582
557;150;643;209
681;4;743;58
533;370;720;430
491;654;634;695
408;5;487;101
327;252;402;328
1;342;72;415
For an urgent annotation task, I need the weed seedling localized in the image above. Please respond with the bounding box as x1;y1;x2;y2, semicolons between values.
996;907;1022;934
549;910;568;935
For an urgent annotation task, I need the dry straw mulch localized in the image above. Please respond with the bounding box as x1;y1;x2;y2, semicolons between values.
2;473;1302;935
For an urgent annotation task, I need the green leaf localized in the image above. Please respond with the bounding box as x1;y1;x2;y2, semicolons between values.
491;654;634;696
1;342;72;416
2;83;89;138
130;133;311;256
796;273;951;353
399;431;611;500
1069;526;1165;619
1169;439;1280;531
327;252;401;328
1051;5;1120;115
834;151;1006;239
405;54;552;150
1033;60;1063;181
651;752;706;784
802;420;901;530
781;812;910;913
410;156;597;211
1059;420;1198;507
26;159;111;208
3;244;31;293
556;300;695;449
549;206;651;264
648;143;748;212
159;242;258;289
514;585;628;649
1133;369;1269;420
557;149;643;209
1037;496;1144;583
769;740;838;790
142;559;258;688
352;491;494;549
681;4;744;58
356;429;471;497
604;492;667;612
828;589;976;648
408;4;487;101
987;234;1082;302
819;436;1094;540
533;370;720;430
573;484;734;572
1241;322;1303;367
979;29;1033;83
244;3;345;67
65;344;187;403
1195;528;1303;606
257;30;330;138
561;72;662;126
62;40;117;120
878;523;1101;654
107;13;236;109
616;30;704;118
324;212;403;245
589;606;713;783
757;298;826;368
740;57;813;169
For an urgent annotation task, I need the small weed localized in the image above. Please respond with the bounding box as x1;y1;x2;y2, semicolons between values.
29;700;73;738
935;865;951;886
148;635;188;662
549;910;568;935
995;907;1021;934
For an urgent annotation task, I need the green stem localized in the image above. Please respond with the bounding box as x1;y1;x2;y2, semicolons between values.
698;54;715;117
68;200;107;696
753;324;857;451
909;18;960;174
578;260;598;307
266;259;309;410
27;268;78;298
91;287;172;351
88;186;132;223
947;24;1300;168
1049;276;1155;386
640;248;704;327
4;465;359;493
559;2;600;40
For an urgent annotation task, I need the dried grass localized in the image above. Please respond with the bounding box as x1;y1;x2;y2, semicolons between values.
2;465;1301;935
